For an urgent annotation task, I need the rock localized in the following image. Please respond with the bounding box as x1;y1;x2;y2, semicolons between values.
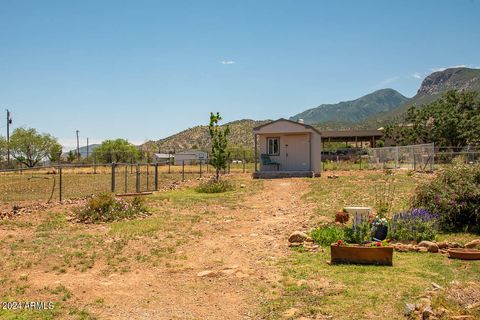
437;241;449;249
448;242;462;248
283;308;299;317
288;242;303;247
197;270;217;277
404;303;416;316
418;241;439;253
418;247;429;253
288;231;309;243
240;184;246;188
465;239;480;249
431;282;443;290
422;306;434;319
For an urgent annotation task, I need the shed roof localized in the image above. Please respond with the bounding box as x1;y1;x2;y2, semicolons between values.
253;118;322;135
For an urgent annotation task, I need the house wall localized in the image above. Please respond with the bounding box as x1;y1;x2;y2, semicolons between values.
258;132;321;174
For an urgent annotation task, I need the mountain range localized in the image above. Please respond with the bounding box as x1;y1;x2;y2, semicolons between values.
142;67;480;151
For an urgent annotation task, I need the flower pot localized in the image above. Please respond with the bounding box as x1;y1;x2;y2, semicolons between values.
330;245;393;266
372;225;388;241
448;248;480;260
335;211;349;224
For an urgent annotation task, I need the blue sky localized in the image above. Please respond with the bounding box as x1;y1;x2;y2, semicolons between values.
1;0;479;150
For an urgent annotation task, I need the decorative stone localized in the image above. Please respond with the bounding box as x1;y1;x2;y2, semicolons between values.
288;231;309;243
418;241;439;253
465;239;480;249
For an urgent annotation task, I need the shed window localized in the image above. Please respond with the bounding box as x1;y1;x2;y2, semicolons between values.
267;138;280;155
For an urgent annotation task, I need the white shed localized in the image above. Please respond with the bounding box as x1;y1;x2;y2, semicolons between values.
253;119;322;178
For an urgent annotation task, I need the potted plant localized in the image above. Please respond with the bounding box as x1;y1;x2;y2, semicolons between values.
371;214;389;241
331;214;393;266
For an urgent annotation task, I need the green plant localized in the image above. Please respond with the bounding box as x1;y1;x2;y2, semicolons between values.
75;193;148;223
390;209;438;242
208;112;230;181
374;179;395;216
345;214;372;244
413;159;480;233
310;225;346;246
196;179;234;194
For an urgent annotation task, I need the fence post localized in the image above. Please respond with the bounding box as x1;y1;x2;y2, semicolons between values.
124;165;128;193
200;161;202;178
228;160;230;174
168;157;171;174
93;154;97;174
111;162;116;193
59;160;63;202
136;163;140;193
146;164;149;191
182;160;185;181
395;146;399;169
154;163;158;191
243;151;246;173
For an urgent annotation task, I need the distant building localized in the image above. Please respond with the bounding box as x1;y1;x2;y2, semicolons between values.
153;153;174;164
174;150;209;165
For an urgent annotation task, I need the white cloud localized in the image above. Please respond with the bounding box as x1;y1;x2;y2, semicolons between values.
221;60;236;65
411;72;422;79
431;64;469;72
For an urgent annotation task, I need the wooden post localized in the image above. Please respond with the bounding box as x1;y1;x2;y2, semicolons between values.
182;160;185;181
254;134;258;172
243;151;246;173
154;163;158;191
199;161;202;178
111;162;116;193
59;160;63;202
136;163;140;193
124;165;128;193
146;164;149;191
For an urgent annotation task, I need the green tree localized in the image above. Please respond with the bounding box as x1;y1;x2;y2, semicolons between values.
92;139;140;163
9;127;62;167
0;136;6;161
208;112;230;181
385;90;480;147
66;150;77;162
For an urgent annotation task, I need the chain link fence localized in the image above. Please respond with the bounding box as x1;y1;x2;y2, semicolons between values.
366;143;435;171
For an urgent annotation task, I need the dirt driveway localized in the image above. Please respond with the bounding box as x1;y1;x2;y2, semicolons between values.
2;178;322;319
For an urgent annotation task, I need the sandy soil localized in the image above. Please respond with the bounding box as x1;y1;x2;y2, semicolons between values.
4;178;324;320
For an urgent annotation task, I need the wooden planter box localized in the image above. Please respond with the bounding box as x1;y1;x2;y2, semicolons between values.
330;245;393;266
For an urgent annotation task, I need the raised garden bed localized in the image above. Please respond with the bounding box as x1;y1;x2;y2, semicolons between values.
330;244;393;266
448;248;480;260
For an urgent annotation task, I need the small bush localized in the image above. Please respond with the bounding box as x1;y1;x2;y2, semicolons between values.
344;214;372;244
196;179;234;193
413;160;480;233
310;225;346;246
390;208;438;242
75;192;148;223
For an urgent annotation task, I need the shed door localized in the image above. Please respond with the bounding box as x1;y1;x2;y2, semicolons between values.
283;134;310;171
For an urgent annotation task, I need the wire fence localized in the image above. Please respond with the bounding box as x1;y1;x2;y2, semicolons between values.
0;160;254;206
366;143;435;171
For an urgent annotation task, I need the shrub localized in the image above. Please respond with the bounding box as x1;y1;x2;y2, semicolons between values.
75;192;148;223
413;160;480;233
310;225;346;246
344;214;372;244
390;208;438;242
196;179;234;193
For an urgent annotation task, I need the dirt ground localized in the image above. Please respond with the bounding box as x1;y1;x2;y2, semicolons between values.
2;177;323;319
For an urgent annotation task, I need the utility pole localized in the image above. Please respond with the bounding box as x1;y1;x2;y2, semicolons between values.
6;109;12;165
76;130;80;161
